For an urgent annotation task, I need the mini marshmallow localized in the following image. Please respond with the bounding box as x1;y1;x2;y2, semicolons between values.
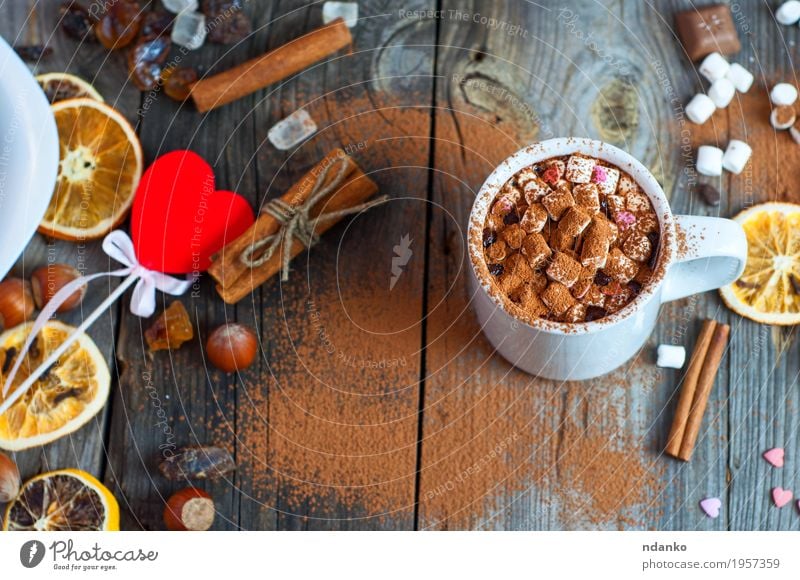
725;63;754;93
790;125;800;145
771;105;797;130
686;94;716;125
699;52;730;82
696;145;724;176
770;83;798;106
657;345;686;369
722;140;752;174
776;0;800;25
708;77;736;108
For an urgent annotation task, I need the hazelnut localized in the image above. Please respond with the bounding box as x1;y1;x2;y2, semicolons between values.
164;488;215;531
30;263;86;312
206;323;257;373
0;451;21;503
0;278;35;330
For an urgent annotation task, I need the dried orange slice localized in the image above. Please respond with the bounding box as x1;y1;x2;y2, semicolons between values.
3;469;119;531
720;202;800;325
0;321;110;451
36;72;104;103
39;98;142;241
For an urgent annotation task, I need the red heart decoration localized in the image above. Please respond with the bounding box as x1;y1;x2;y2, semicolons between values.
131;150;254;274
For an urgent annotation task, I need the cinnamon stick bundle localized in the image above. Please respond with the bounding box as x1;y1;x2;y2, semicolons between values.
190;19;352;113
208;149;378;303
665;320;730;461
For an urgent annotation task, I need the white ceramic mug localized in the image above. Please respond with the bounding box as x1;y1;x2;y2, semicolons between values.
0;36;59;280
468;138;747;380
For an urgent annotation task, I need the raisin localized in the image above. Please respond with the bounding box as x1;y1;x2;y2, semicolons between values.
95;0;142;50
128;11;172;91
203;0;252;44
14;45;53;61
162;66;198;101
585;306;607;322
60;2;97;42
1;347;16;375
482;228;498;247
489;263;504;276
159;446;236;480
594;270;612;286
627;281;642;295
646;232;660;270
503;211;519;225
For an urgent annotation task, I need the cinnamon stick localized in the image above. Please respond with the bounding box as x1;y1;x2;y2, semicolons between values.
665;320;717;458
676;323;729;461
190;19;352;113
208;149;378;304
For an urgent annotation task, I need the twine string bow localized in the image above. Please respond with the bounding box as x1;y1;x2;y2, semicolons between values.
240;155;388;280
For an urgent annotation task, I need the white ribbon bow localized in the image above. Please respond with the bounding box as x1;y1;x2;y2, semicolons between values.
1;230;192;399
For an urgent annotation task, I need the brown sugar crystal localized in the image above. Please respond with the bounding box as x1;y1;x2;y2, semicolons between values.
521;232;551;268
500;223;526;249
542;186;575;220
573;183;600;213
520;203;548;233
541;282;576;316
605;248;639;283
546;251;582;288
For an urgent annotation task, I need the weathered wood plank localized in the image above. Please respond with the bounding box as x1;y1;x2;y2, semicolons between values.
417;0;740;530
237;0;435;530
0;0;138;487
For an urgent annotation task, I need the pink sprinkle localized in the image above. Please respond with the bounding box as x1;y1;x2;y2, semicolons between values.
615;211;636;229
592;166;607;183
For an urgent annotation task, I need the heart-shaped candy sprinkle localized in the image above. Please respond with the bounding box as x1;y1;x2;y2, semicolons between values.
763;447;785;468
771;487;793;508
700;497;721;518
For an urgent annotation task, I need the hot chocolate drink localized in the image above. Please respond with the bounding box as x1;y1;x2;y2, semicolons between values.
481;153;661;323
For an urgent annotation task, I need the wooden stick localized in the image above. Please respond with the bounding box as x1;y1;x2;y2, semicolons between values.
665;320;717;458
190;19;352;113
676;322;731;461
208;150;378;304
0;273;139;416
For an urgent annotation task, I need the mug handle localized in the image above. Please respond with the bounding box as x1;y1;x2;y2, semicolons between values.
660;215;748;303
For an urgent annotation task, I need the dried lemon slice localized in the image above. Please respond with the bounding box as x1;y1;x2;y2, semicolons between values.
0;321;110;451
36;72;104;103
39;98;143;241
720;202;800;325
3;469;119;531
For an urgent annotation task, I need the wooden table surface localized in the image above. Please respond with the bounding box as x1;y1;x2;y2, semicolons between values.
2;0;799;530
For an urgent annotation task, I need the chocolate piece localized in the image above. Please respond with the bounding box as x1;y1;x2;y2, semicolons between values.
696;182;721;206
585;305;607;322
488;263;504;276
503;210;520;225
594;270;612;286
482;228;498;247
675;4;741;61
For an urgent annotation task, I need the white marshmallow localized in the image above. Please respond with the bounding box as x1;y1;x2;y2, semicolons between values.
771;106;797;130
776;1;800;25
697;146;724;176
708;78;736;108
699;52;730;82
770;83;798;106
790;125;800;145
722;140;752;174
686;94;716;125
726;63;754;93
657;345;686;369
